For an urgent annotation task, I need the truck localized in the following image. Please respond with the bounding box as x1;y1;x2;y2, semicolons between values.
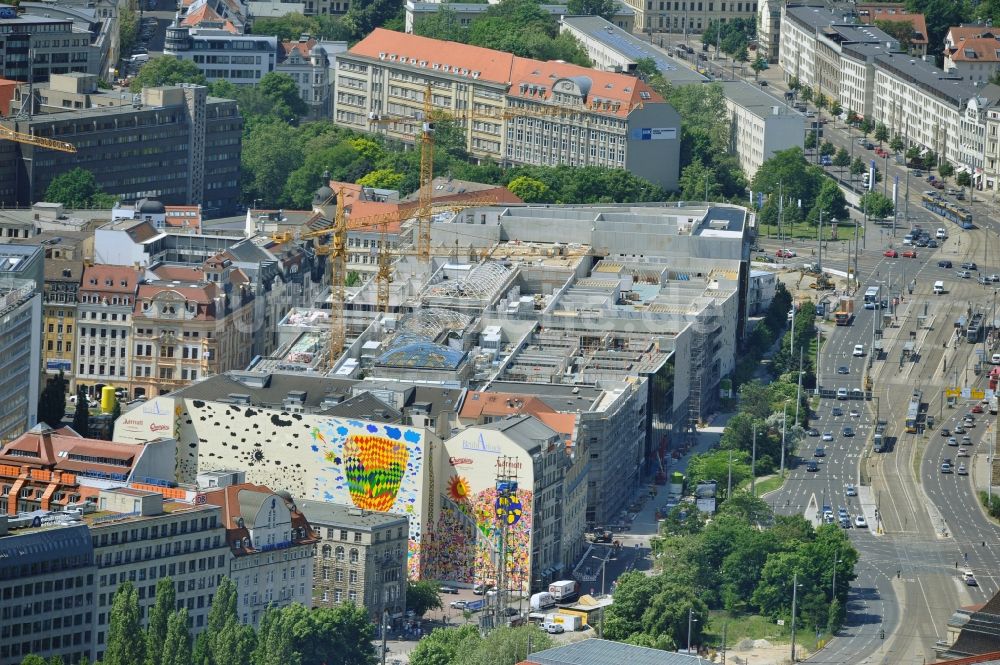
545;613;583;631
668;471;685;498
548;580;579;602
834;297;855;326
530;592;556;611
990;396;998;415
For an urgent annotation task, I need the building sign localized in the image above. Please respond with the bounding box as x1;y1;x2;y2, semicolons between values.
46;359;72;372
115;399;176;440
449;457;473;467
632;127;677;141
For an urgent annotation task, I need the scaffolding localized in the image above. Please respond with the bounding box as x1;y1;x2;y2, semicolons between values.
687;303;721;443
485;456;520;633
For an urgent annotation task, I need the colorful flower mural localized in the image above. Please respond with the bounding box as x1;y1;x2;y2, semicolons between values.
447;475;471;502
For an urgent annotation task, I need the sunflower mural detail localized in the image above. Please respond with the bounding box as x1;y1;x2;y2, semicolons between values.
447;475;471;503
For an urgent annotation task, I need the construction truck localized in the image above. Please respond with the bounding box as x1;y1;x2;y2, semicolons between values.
834;297;855;326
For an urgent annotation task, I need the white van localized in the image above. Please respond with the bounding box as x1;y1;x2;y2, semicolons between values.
933;281;945;295
853;344;865;357
936;228;947;239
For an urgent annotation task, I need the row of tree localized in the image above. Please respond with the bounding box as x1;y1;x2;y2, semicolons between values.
753;147;848;228
249;0;404;44
616;494;857;651
412;0;592;66
409;624;553;665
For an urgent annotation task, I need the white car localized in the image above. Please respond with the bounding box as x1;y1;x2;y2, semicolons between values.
992;353;1000;365
542;622;565;634
853;344;865;357
845;483;857;497
836;388;848;400
854;515;867;528
822;432;834;441
958;447;970;457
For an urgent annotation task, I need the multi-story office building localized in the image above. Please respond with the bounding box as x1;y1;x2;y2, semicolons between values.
201;482;317;626
0;520;96;665
0;10;97;84
618;0;756;35
88;488;229;661
298;499;408;621
18;1;117;82
164;21;278;85
129;263;254;398
0;245;42;442
0;84;243;216
335;29;681;191
720;80;805;180
76;265;142;396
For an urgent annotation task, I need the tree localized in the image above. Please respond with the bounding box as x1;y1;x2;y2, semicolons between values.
860;190;893;219
799;86;813;103
215;622;257;665
678;159;724;201
833;147;851;172
283;603;376;665
907;0;968;63
874;18;915;52
804;132;817;150
819;140;836;157
130;57;207;92
409;625;482;665
814;91;828;116
146;578;177;665
357;168;405;191
45;168;118;209
37;371;67;428
752;147;823;213
889;133;905;154
829;101;843;120
19;657;47;665
506;175;551;202
751;57;767;80
465;0;591;66
874;123;889;144
567;0;618;19
686;449;751;494
343;0;405;38
119;2;139;59
241;120;306;206
252;606;300;665
162;609;192;665
939;160;955;180
72;385;90;438
634;57;659;80
603;571;663;640
957;171;972;187
850;157;865;178
788;76;800;91
808;179;848;225
406;580;443;618
257;72;309;120
413;6;467;41
249;13;317;41
105;582;146;665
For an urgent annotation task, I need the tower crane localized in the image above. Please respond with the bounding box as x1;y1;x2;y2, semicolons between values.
368;83;606;260
0;125;77;153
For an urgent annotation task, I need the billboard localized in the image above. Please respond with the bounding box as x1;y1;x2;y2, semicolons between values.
114;397;178;442
46;359;72;372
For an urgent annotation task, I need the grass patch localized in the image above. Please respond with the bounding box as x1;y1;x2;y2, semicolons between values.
734;473;786;497
703;611;791;645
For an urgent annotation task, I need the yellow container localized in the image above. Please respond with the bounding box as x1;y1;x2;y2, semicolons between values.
101;385;117;414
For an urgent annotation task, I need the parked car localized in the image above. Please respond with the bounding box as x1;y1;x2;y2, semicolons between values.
776;248;797;258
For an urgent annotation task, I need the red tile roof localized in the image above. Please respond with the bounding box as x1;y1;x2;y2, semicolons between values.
947;26;998;45
857;7;928;45
0;426;140;472
949;36;1000;62
200;483;317;554
281;37;316;59
80;265;141;295
348;29;660;117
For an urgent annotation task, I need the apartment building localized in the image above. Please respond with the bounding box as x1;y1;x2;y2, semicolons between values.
76;265;142;396
18;1;117;80
275;37;345;119
0;10;97;83
88;488;229;661
0;84;243;217
0;520;95;665
130;264;254;398
0;245;42;443
617;0;756;34
40;256;82;383
299;499;408;621
944;28;1000;82
180;0;249;34
757;0;782;63
164;20;278;85
201;482;317;627
720;80;805;180
871;52;977;165
334;29;681;191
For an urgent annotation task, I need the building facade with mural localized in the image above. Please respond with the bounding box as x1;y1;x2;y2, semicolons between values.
115;392;439;579
423;416;587;594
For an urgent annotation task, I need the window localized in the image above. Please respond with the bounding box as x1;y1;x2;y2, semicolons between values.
335;547;344;561
349;549;359;564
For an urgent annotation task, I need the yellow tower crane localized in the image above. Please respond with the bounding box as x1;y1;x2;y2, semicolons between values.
368;83;604;260
0;125;77;153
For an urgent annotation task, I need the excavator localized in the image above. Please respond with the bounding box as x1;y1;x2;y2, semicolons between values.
796;264;834;290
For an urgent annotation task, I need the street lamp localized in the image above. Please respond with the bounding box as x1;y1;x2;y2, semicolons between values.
687;607;699;654
790;572;803;662
591;553;611;638
780;400;789;476
831;551;842;600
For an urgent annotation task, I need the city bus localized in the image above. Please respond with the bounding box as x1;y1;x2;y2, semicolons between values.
904;390;922;433
864;286;881;309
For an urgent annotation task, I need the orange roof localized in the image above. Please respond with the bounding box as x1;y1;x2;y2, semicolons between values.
460;391;554;420
149;265;204;282
858;7;928;45
164;205;201;231
181;3;239;33
200;482;317;554
947;26;997;45
0;425;142;472
0;78;17;118
949;36;1000;62
80;264;141;295
281;38;316;59
329;181;405;234
348;29;661;118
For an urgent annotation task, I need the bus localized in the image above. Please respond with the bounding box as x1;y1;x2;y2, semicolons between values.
863;286;881;309
921;194;974;229
904;390;922;433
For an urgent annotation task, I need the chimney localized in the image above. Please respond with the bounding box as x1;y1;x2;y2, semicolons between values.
39;425;56;465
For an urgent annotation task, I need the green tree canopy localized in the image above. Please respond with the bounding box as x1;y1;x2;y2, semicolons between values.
808;178;849;224
161;609;192;665
146;578;177;665
507;175;552;202
874;123;889;144
71;385;90;438
861;190;894;219
130;57;207;92
939;160;955;179
465;0;591;65
685;448;751;494
833;146;851;170
45;168;118;209
413;6;467;41
406;580;443;618
37;371;67;428
567;0;618;18
957;171;972;187
356;168;405;191
409;624;551;665
105;583;145;665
